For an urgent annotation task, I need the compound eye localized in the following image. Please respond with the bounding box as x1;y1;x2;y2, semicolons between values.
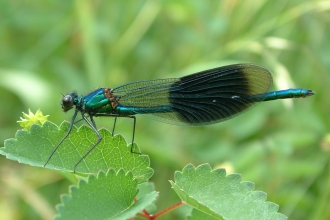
61;95;73;112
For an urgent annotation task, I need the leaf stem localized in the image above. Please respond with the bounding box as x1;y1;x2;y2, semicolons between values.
149;201;184;219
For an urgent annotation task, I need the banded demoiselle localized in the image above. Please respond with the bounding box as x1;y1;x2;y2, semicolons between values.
44;64;315;172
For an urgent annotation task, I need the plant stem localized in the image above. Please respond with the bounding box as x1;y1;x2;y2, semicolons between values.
149;201;184;219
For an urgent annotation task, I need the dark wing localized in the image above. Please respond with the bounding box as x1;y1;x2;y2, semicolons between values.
113;64;273;126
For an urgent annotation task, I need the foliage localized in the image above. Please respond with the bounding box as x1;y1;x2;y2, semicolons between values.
0;1;329;219
171;164;286;220
2;121;153;183
2;120;287;219
56;169;158;220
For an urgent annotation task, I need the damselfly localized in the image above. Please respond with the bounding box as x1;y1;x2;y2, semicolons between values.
44;64;315;172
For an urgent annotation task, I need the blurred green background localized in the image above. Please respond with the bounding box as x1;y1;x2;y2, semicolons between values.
0;0;329;219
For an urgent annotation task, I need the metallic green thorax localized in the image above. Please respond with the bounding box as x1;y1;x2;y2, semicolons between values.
82;88;116;114
76;88;138;116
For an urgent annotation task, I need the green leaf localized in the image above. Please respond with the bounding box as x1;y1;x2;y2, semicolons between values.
1;121;153;183
188;208;220;220
171;164;287;220
137;182;157;213
55;169;158;220
113;191;158;220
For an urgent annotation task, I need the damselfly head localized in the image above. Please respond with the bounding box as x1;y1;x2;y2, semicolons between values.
61;92;78;112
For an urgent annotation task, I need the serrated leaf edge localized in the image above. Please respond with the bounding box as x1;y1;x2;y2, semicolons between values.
170;180;224;220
